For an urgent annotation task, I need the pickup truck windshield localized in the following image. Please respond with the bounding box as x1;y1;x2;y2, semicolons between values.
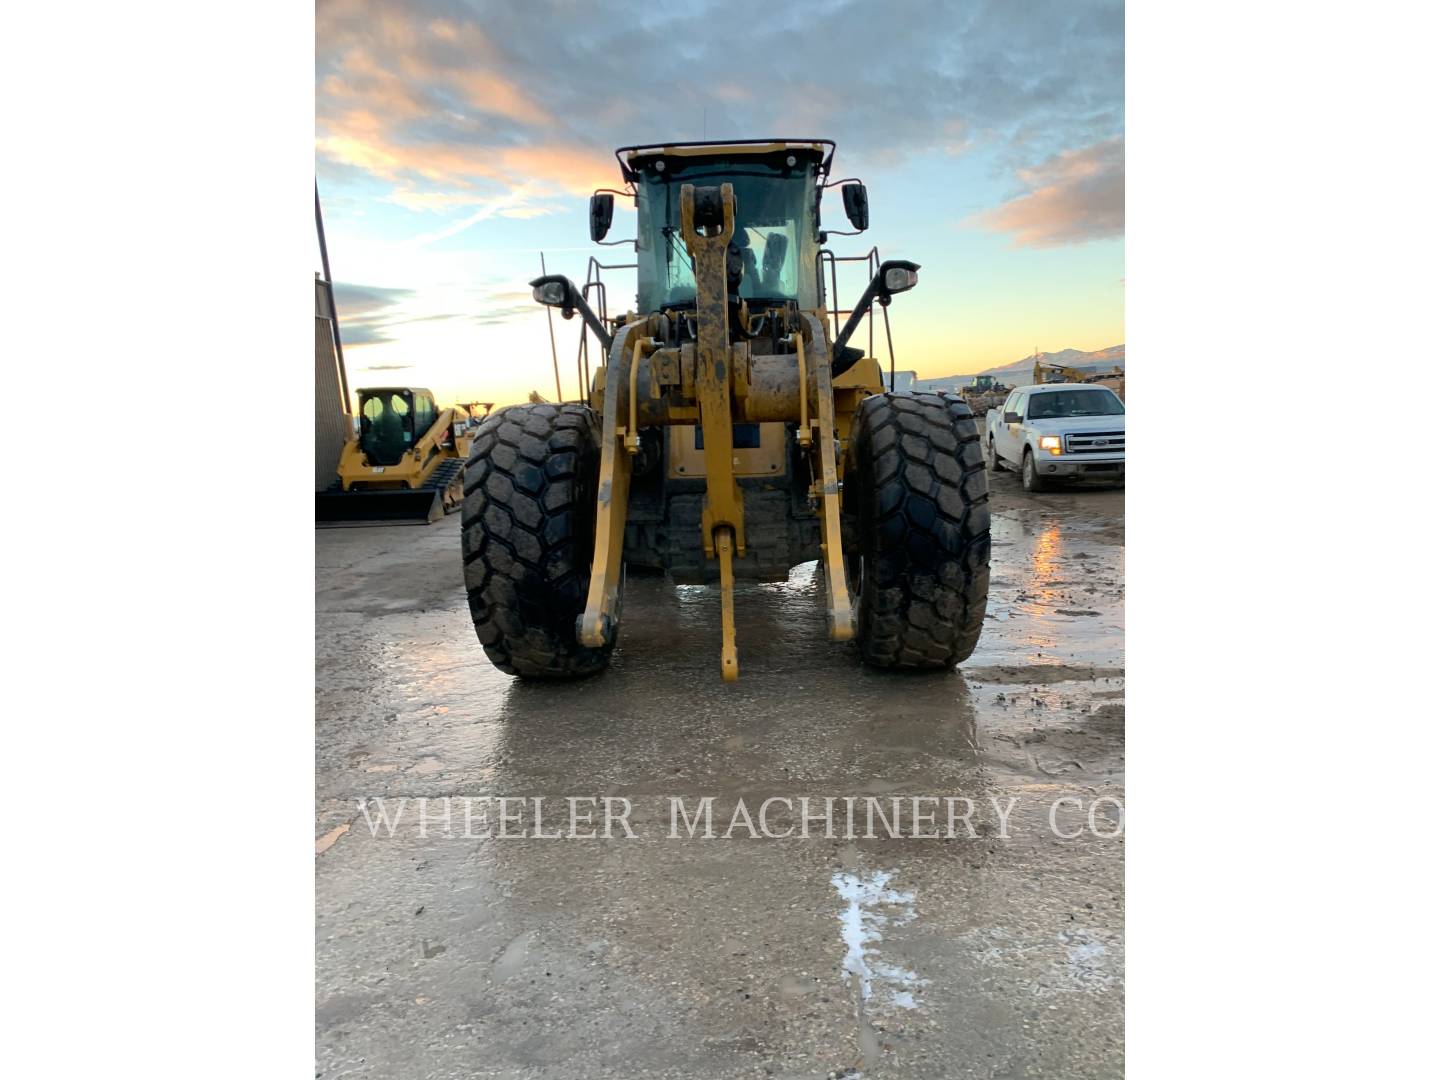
1027;389;1124;419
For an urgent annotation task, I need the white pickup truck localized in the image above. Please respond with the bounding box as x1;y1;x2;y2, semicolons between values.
984;383;1125;491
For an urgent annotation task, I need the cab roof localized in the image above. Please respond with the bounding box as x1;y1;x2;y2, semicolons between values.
615;138;835;183
357;386;433;397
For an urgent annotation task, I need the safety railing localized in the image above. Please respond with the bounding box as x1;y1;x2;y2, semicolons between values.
816;246;900;392
576;256;634;402
546;243;902;404
543;253;636;404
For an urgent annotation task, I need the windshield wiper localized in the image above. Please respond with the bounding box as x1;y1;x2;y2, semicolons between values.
660;226;694;272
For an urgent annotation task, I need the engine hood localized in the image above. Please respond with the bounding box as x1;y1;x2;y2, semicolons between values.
1026;415;1126;436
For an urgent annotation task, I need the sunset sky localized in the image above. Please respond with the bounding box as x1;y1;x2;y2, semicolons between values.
316;0;1123;408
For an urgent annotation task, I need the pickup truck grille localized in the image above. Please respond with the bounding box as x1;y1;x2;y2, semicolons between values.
1064;431;1125;455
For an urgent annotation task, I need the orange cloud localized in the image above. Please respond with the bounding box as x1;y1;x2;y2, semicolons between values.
493;145;615;196
447;69;553;129
713;83;752;103
971;137;1124;248
316;6;610;208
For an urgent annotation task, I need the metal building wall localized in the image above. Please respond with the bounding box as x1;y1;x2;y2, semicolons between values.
315;276;351;491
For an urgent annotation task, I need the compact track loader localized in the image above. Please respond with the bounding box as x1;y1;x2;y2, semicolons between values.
461;139;990;679
317;388;491;525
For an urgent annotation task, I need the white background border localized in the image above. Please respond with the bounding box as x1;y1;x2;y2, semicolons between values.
4;1;1438;1074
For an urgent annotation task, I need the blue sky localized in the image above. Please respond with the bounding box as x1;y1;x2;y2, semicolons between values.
317;0;1124;406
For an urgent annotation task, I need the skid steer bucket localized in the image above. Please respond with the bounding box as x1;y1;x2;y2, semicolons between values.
315;487;445;527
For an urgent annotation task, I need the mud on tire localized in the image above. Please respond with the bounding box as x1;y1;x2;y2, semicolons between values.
461;403;613;679
845;392;990;669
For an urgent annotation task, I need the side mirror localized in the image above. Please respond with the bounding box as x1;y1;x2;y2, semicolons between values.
589;192;614;242
841;182;869;231
1003;411;1021;424
879;260;919;296
531;275;573;308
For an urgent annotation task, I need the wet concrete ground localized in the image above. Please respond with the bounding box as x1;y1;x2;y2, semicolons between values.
316;466;1124;1079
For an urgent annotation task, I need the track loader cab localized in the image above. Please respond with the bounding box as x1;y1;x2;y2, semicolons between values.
461;138;992;680
358;388;429;466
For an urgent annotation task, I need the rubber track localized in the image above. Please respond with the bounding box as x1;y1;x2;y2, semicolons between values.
460;403;612;679
424;458;464;490
848;392;991;668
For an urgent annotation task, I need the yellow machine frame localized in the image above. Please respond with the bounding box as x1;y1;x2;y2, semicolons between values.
574;183;888;680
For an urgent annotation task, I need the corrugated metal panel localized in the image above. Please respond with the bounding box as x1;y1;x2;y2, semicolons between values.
315;278;351;491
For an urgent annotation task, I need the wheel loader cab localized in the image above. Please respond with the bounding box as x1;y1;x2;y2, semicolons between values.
628;143;824;313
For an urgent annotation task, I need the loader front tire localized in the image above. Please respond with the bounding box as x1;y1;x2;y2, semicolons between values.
461;403;613;679
846;393;990;670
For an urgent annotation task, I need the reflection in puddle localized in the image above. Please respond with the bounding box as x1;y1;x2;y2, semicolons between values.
974;510;1123;669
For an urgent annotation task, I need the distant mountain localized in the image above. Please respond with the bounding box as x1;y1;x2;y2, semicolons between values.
914;345;1125;392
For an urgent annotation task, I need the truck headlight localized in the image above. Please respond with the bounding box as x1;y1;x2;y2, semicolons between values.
1038;435;1062;456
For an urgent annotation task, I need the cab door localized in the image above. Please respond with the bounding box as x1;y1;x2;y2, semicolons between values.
997;390;1026;463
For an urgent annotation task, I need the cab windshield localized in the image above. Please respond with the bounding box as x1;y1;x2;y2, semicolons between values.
635;163;819;312
359;390;414;465
1026;389;1125;419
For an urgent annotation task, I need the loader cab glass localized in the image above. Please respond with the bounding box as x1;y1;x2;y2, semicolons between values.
632;150;821;313
358;389;414;466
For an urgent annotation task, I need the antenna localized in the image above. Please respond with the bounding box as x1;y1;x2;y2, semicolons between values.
541;252;563;403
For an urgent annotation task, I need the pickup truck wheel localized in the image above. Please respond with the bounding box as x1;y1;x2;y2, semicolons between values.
460;403;614;679
1021;448;1049;492
985;436;1003;472
845;392;991;670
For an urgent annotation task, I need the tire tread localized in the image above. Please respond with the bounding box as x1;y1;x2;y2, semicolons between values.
461;403;612;679
849;393;991;669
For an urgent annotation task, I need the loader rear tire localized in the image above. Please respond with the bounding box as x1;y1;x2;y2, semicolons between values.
461;403;613;679
846;393;990;670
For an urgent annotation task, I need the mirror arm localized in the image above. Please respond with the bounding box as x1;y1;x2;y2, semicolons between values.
529;274;614;353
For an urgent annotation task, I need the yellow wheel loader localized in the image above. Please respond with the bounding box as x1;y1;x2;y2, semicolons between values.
317;388;492;525
1033;359;1124;387
461;139;990;680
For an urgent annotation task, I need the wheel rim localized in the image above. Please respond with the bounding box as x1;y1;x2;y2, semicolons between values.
1024;455;1033;486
